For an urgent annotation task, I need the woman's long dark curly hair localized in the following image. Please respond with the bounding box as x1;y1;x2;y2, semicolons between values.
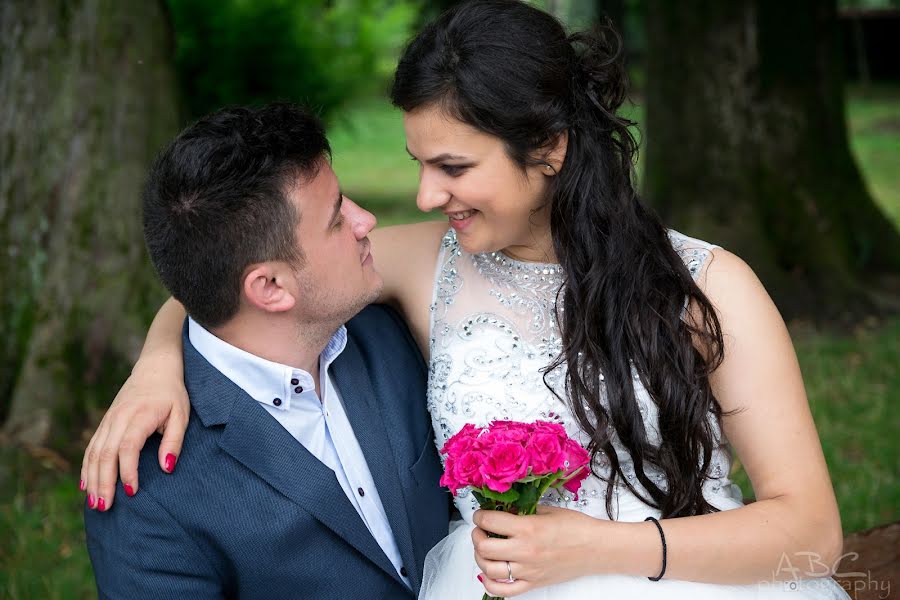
391;0;731;519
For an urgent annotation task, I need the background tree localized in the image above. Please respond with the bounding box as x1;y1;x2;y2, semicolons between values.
0;0;179;448
643;0;900;320
169;0;418;122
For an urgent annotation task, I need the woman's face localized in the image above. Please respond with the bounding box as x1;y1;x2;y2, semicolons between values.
403;104;557;262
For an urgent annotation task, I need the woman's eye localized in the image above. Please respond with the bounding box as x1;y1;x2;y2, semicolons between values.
441;164;467;177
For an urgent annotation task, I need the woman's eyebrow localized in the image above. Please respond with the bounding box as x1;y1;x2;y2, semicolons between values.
406;146;468;164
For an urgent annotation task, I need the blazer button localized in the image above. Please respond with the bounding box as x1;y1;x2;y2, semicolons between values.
400;566;408;577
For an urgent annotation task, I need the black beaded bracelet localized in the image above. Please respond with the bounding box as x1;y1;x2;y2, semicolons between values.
644;516;667;581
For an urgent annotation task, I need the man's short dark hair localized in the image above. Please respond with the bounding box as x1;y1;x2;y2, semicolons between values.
143;103;330;328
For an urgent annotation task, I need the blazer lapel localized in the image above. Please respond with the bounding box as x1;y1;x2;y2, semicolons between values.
183;333;404;585
331;337;420;592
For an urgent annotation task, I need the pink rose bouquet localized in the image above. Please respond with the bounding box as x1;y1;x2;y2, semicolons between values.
439;420;592;600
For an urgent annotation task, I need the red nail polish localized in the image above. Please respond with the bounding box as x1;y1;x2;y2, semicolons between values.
477;574;484;583
164;453;177;473
79;479;86;491
97;497;106;511
124;484;135;497
88;494;96;509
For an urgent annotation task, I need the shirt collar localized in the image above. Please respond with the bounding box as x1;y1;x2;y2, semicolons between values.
188;317;347;411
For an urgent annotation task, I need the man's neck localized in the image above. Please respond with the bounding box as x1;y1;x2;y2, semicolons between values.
210;313;339;385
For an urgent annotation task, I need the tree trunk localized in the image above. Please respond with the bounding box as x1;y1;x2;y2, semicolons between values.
643;0;900;321
0;0;178;449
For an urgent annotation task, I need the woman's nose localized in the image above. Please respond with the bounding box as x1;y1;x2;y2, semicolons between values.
416;169;450;212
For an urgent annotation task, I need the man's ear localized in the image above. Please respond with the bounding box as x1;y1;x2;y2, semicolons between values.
544;131;569;174
243;263;296;313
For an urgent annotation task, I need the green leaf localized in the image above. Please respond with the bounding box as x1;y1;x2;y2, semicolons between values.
479;487;521;504
514;484;541;515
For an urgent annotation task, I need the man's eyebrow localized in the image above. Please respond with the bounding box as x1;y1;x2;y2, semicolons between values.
328;189;343;227
405;146;468;164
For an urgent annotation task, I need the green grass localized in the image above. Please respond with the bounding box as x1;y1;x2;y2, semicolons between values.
3;86;899;598
729;318;900;533
0;450;95;599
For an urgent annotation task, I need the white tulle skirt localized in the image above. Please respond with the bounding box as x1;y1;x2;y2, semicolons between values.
419;520;851;600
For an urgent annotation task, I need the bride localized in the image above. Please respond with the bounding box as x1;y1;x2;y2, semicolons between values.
81;1;850;597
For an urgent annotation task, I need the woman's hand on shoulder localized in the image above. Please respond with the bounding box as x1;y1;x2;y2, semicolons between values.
81;353;190;511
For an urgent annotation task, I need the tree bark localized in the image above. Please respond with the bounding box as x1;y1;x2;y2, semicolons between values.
0;0;178;448
643;0;900;321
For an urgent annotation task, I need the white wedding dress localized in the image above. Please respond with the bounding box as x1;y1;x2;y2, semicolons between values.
418;229;850;599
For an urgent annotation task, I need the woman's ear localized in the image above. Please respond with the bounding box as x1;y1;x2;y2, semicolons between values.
243;263;296;313
544;131;569;174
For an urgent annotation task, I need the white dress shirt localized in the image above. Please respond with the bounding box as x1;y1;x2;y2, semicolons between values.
188;318;409;586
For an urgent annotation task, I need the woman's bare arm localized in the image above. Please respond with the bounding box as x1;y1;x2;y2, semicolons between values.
369;220;448;358
81;297;187;510
472;249;844;594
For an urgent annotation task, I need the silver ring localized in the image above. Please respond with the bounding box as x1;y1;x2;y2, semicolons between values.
503;561;515;584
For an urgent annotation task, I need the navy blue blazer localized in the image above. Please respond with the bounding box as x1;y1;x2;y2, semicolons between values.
85;304;450;599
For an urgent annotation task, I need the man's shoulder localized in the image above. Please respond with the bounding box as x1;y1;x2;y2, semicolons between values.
345;304;413;346
342;304;425;375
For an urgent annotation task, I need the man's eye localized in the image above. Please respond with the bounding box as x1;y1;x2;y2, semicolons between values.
333;215;344;229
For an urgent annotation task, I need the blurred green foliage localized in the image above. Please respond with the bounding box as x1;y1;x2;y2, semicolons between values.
167;0;419;122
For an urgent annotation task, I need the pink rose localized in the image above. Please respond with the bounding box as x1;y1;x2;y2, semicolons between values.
563;438;591;474
480;442;529;493
562;467;590;496
441;423;482;456
531;421;568;439
482;426;530;447
526;432;566;475
439;454;459;492
560;439;592;497
450;450;486;489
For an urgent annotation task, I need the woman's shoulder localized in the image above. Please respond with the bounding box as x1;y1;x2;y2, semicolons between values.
665;229;758;294
666;228;720;282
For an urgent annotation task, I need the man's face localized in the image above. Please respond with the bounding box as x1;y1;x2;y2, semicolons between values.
287;160;382;326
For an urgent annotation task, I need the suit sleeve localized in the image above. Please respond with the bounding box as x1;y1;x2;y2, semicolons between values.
84;483;223;599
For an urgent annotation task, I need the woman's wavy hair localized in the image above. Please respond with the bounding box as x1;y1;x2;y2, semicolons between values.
391;0;731;518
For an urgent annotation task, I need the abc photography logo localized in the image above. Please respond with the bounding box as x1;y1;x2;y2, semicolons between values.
761;551;891;598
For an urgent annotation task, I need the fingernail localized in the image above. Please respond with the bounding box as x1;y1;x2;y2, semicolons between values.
124;484;135;497
477;574;484;583
88;494;96;509
97;497;106;511
164;453;177;473
79;479;86;491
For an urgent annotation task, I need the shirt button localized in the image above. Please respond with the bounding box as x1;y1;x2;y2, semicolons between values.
290;378;299;385
294;386;303;393
357;487;365;497
400;566;408;577
273;398;282;407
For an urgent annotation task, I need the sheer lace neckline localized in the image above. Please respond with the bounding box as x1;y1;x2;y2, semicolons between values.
471;247;564;292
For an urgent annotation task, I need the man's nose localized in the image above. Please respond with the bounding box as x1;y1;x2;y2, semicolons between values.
346;198;376;238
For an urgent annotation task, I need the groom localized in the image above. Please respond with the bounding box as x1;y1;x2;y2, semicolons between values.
84;104;449;598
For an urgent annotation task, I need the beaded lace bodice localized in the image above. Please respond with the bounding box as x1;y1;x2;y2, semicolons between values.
426;229;743;523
